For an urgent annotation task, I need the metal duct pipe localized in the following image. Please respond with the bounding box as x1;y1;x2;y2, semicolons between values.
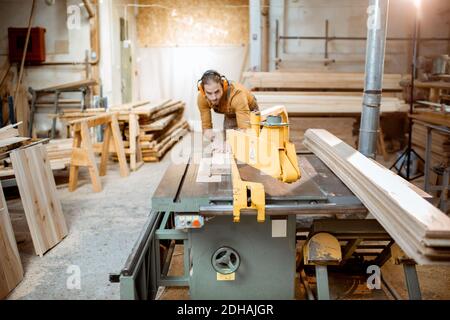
358;0;389;158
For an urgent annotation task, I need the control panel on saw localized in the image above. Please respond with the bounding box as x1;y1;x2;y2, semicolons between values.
175;214;205;229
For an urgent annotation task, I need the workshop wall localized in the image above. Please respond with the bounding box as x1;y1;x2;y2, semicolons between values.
273;0;450;73
137;0;249;46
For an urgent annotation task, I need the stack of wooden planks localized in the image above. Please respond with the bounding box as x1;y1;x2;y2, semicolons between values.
243;72;403;91
0;123;71;177
115;99;190;162
64;100;190;164
255;93;408;115
0;123;30;159
304;129;450;265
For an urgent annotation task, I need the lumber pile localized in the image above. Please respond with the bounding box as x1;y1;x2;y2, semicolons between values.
0;123;30;159
0;123;70;177
65;100;190;165
10;144;68;257
0;185;23;299
412;121;450;162
304;129;450;265
243;72;402;91
255;94;408;115
114;99;190;162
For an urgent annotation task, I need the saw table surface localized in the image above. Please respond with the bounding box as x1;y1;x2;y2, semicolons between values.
152;154;367;218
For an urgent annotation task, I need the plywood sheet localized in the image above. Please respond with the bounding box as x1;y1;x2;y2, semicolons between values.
0;186;23;299
137;0;249;46
10;144;68;257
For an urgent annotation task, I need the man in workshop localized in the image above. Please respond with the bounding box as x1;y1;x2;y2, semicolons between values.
197;70;259;141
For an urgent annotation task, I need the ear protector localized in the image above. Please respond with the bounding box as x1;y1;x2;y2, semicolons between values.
197;70;229;97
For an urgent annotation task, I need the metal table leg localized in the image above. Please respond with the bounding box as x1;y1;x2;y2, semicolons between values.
315;265;330;300
403;264;422;300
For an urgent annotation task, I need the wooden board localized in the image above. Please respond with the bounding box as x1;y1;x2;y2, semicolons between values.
0;137;30;153
0;124;19;140
0;185;23;299
410;111;450;128
140;112;180;132
415;81;450;90
10;144;68;256
244;72;402;91
36;79;97;92
304;129;450;265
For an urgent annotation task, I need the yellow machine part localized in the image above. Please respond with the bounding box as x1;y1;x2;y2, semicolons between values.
230;156;265;223
303;233;342;266
226;107;301;183
226;105;301;222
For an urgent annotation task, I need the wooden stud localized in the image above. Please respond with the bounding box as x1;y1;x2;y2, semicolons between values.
80;122;102;192
99;124;112;176
68;130;82;192
110;114;129;177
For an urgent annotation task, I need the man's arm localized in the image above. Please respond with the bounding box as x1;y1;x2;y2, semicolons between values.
231;93;251;129
197;94;213;130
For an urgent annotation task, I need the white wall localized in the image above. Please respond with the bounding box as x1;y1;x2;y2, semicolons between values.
137;46;246;132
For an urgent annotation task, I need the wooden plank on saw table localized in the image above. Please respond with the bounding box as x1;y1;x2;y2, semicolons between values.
303;129;450;264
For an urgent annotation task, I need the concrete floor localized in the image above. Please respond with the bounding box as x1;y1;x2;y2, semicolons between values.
6;153;172;300
4;133;450;300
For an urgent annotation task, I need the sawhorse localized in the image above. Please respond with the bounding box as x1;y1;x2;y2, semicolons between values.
68;112;129;192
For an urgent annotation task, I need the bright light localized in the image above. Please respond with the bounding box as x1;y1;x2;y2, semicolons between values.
413;0;421;9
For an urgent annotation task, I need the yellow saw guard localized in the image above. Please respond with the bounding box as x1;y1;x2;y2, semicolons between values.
227;105;302;223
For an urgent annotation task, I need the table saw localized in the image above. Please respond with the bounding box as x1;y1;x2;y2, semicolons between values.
113;108;423;300
114;152;410;299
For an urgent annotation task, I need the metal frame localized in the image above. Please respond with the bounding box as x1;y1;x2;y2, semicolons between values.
117;211;190;300
28;85;90;138
423;122;450;212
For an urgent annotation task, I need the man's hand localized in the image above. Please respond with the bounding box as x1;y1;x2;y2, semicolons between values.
203;129;215;142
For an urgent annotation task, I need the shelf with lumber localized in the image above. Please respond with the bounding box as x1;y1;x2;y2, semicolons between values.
243;72;402;91
255;93;408;115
